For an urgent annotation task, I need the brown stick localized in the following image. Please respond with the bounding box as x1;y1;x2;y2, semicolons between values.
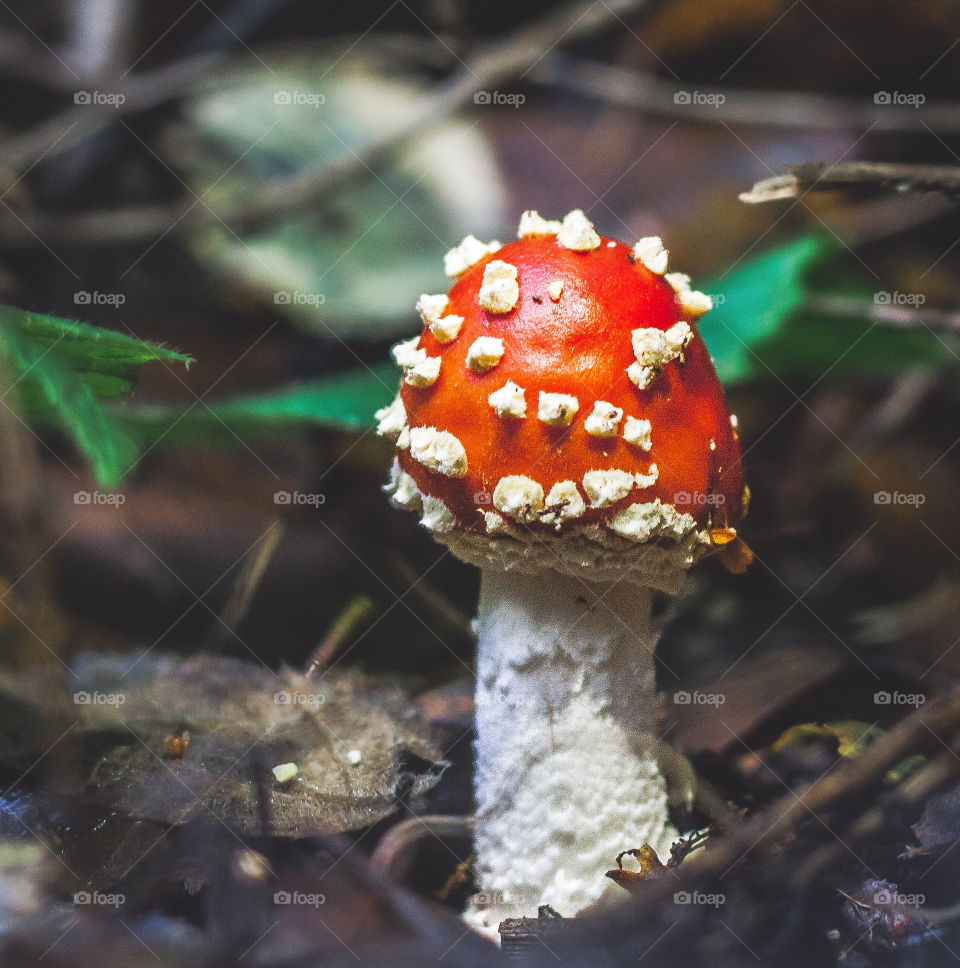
741;162;960;204
534;58;960;134
0;0;651;247
806;294;960;334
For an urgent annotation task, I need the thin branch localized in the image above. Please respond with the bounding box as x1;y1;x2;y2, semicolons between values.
789;749;958;888
204;519;286;653
303;593;377;678
0;29;80;91
0;50;224;176
602;690;960;916
807;294;960;334
532;56;960;133
0;0;651;247
741;162;960;204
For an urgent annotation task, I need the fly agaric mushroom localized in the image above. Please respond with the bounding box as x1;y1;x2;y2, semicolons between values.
376;209;749;936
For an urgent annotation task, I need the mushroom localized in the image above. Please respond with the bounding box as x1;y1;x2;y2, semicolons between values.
375;209;750;937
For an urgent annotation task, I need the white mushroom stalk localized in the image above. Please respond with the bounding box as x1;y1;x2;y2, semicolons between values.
464;566;677;936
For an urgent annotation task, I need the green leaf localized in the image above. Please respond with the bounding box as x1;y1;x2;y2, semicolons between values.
0;306;193;487
9;306;191;396
699;236;957;385
121;364;397;445
750;302;954;384
698;235;829;384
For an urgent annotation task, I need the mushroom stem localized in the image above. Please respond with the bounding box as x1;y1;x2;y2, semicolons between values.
465;566;678;937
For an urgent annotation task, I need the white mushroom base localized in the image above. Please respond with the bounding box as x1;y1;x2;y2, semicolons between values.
464;567;679;938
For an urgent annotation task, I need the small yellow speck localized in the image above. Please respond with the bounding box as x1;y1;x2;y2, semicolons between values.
272;762;298;784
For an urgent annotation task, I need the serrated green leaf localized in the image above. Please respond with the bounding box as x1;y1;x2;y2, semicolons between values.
6;305;192;396
0;306;193;487
1;326;138;488
121;365;397;445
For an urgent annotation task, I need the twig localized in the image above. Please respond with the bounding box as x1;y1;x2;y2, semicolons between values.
204;519;285;652
0;50;224;175
806;294;960;334
532;56;960;133
0;0;651;246
789;749;959;888
303;593;377;678
608;690;960;911
846;365;939;459
369;814;471;885
741;162;960;204
389;552;474;644
0;29;80;91
64;0;141;80
758;690;960;834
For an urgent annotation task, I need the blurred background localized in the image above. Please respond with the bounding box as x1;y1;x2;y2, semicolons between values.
2;0;960;964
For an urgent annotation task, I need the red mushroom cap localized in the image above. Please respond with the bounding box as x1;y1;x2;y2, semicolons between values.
377;210;748;590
